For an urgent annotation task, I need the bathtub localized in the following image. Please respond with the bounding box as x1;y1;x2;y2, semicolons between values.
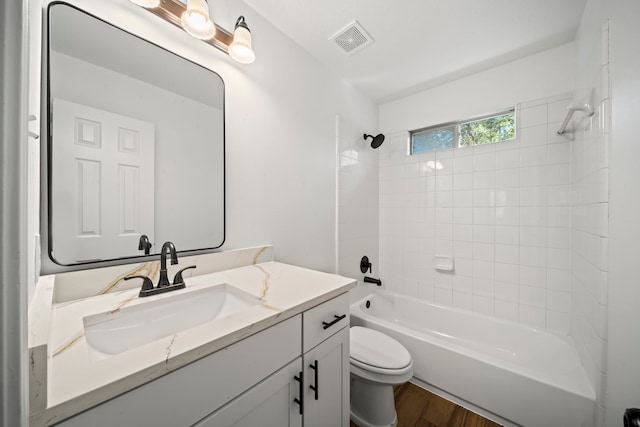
350;291;595;427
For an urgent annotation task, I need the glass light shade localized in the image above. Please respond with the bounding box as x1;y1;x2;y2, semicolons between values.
181;0;216;40
130;0;161;7
229;25;255;64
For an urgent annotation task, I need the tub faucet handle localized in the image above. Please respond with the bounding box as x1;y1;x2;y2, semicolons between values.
360;256;372;274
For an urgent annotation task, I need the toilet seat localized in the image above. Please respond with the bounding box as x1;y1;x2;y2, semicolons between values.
350;326;412;375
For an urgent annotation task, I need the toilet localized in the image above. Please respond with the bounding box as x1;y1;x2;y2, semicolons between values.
349;326;413;427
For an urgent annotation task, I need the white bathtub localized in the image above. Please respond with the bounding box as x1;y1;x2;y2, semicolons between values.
350;291;595;427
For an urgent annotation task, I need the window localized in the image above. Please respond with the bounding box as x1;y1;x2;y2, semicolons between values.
410;109;515;155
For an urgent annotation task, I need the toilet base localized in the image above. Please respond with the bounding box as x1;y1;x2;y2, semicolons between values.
350;409;397;427
350;375;398;427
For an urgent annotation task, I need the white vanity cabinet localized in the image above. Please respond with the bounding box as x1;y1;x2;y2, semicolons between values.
302;293;350;427
55;316;303;427
54;293;351;427
193;357;303;427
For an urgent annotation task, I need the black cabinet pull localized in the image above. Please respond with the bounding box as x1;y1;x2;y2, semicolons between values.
309;360;319;400
322;314;346;330
294;372;303;415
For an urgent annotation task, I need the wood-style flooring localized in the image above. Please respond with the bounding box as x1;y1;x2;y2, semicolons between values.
350;382;503;427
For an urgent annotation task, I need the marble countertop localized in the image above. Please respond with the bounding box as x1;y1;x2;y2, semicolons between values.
33;261;355;426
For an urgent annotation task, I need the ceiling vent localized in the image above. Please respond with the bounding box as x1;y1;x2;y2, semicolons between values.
329;20;373;56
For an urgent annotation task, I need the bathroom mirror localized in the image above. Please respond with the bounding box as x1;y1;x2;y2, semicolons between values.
44;3;225;268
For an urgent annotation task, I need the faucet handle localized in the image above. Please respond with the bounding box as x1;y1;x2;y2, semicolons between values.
173;265;196;286
124;275;154;292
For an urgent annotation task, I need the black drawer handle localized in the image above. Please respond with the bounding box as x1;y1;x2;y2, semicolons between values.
322;314;346;330
294;371;303;415
309;360;319;400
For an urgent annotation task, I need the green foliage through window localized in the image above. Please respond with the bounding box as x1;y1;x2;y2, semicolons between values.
459;112;515;147
411;109;515;155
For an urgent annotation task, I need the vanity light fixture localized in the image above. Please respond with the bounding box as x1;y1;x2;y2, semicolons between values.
181;0;216;40
129;0;255;64
228;16;255;64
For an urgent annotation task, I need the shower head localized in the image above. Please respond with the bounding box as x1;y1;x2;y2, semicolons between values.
363;133;385;149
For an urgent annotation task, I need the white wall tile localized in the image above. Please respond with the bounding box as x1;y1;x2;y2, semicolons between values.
454;156;474;174
495;168;520;188
520;166;548;187
473;295;494;316
434;288;453;305
547;164;571;185
474;152;496;171
495;300;519;321
548;141;571;164
377;92;598;334
520;305;547;328
473;225;495;243
495;206;520;226
453;190;473;207
495;225;520;245
473;189;495;207
473;207;495;225
453;275;473;293
520;285;547;308
453;224;473;241
547;310;570;334
495;262;519;283
520;206;547;227
521;145;548;167
473;242;495;261
547;289;571;312
520;124;547;147
520;265;547;287
520;104;548;128
495;188;519;207
453;291;473;310
495;244;520;264
473;171;496;189
495;281;519;303
520;227;547;247
520;186;547;206
454;172;474;190
496;149;520;169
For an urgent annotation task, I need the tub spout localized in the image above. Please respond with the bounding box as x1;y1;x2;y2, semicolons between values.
364;276;382;286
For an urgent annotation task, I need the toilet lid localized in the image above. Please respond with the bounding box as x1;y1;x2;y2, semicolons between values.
350;326;411;370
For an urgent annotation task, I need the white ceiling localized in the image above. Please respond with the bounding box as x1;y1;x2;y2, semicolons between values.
242;0;587;104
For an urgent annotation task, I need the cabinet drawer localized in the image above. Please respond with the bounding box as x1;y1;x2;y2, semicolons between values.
303;293;349;352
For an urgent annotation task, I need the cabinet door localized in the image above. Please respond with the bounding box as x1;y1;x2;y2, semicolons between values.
193;358;303;427
303;326;349;427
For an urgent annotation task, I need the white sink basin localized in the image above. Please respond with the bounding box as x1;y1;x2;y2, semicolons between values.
83;284;259;356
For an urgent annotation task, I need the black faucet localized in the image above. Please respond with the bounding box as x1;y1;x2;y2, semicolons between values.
125;241;196;297
364;276;382;286
138;234;152;255
158;241;178;288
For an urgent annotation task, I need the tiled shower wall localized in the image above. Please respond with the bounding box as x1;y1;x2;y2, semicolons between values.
570;21;610;422
379;93;575;333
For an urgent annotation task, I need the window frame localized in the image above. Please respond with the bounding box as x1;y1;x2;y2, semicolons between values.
409;108;516;155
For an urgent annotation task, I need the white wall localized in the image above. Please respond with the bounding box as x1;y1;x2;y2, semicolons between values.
29;0;377;293
599;0;640;424
380;42;576;133
572;0;640;424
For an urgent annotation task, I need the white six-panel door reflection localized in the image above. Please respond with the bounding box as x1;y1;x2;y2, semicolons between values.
52;98;155;263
